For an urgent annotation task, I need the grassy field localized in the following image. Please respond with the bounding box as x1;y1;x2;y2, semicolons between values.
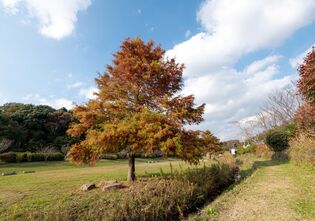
190;157;315;221
0;158;210;219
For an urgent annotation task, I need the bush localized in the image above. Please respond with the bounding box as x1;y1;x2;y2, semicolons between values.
134;152;142;158
16;152;28;163
46;153;64;161
27;153;45;162
265;131;289;152
117;151;127;159
217;151;237;168
282;123;298;137
0;152;16;163
0;152;65;163
271;151;289;161
255;144;273;158
237;144;256;155
100;154;118;160
295;103;315;137
289;135;315;167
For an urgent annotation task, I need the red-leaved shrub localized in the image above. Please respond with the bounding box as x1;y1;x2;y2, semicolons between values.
295;103;315;137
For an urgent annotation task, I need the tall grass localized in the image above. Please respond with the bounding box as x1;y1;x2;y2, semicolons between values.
12;163;238;221
289;135;315;167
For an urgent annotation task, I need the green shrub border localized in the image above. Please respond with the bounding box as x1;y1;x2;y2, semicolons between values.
0;152;64;163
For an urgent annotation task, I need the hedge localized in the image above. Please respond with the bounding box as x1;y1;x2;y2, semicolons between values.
0;152;65;163
0;152;17;163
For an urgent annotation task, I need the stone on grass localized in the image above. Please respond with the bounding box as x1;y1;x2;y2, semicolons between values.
235;174;241;182
23;171;35;174
2;171;16;176
101;182;123;191
80;183;96;191
103;180;118;185
99;180;123;191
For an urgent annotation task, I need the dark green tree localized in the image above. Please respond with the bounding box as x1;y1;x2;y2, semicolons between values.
0;103;75;152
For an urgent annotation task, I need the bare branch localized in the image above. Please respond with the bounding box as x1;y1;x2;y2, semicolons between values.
257;85;302;130
0;138;13;153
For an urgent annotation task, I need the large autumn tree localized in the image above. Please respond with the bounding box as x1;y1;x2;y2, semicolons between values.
297;47;315;103
296;47;315;136
67;38;219;181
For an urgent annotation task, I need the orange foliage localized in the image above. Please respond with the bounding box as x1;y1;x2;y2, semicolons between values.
295;103;315;137
67;38;218;165
296;47;315;137
297;47;315;103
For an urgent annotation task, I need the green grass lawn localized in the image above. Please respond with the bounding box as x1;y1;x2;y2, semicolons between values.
0;158;210;218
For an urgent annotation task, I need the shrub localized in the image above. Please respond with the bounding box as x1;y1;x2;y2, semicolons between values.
295;103;315;137
0;152;65;163
16;152;28;163
27;153;45;162
289;135;315;167
140;152;158;158
134;152;142;158
100;154;118;160
271;151;289;161
117;151;127;159
282;122;298;137
0;152;16;163
255;144;273;158
265;130;289;152
46;153;64;161
217;151;237;168
237;144;256;155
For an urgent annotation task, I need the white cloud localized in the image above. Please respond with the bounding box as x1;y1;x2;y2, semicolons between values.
1;0;21;14
167;0;315;78
244;55;281;75
53;98;75;109
67;81;83;89
22;93;74;109
0;0;92;39
289;44;315;69
167;0;315;140
185;55;295;140
79;87;98;99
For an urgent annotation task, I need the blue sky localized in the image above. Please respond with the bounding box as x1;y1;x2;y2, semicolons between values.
0;0;315;140
0;0;201;104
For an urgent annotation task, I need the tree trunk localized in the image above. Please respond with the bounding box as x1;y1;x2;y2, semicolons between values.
127;154;136;182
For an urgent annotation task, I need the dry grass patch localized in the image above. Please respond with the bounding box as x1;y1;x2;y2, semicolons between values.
190;158;315;221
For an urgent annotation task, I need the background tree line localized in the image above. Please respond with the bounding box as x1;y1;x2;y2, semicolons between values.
0;103;77;153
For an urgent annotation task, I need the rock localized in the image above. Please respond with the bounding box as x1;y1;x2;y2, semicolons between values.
23;171;35;174
2;171;16;176
235;174;241;182
101;182;123;191
98;180;118;186
80;183;96;191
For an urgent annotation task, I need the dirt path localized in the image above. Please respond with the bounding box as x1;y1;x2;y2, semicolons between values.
190;160;315;221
